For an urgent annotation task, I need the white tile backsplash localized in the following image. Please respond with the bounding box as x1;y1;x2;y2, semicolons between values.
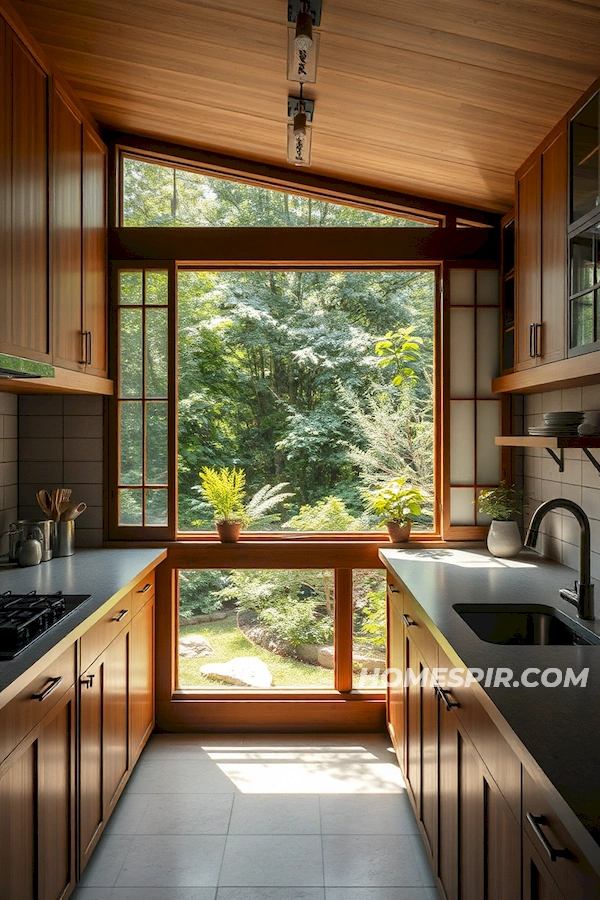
523;384;600;579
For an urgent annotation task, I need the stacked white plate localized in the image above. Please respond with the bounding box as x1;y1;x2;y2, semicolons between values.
528;411;584;436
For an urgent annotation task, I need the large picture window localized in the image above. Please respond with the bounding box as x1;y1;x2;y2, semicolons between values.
177;268;436;534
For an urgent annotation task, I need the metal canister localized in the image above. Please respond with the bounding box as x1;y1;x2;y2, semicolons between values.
14;520;54;562
53;520;75;557
7;524;24;562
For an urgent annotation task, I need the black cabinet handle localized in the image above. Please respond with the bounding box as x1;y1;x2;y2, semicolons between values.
402;614;415;628
535;322;542;358
80;330;87;365
526;813;571;862
86;331;92;366
80;674;95;689
137;583;152;593
529;323;535;358
31;675;63;702
112;608;129;622
435;683;460;711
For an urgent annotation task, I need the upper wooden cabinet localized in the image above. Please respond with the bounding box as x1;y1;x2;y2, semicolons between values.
0;23;50;362
0;10;108;387
515;121;567;372
52;85;108;378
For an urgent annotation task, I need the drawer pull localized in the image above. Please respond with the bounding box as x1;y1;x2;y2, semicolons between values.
31;676;63;702
526;813;571;862
435;683;460;712
402;614;415;628
80;674;95;689
112;608;129;622
137;583;152;593
388;584;400;594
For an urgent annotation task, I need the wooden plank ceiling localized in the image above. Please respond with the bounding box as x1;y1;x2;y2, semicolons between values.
17;0;600;212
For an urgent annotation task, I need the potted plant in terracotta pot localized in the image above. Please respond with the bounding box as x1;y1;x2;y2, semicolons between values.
364;477;425;543
198;466;248;542
476;482;528;558
198;466;294;542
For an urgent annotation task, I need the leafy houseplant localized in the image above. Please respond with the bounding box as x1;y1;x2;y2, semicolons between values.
198;467;294;542
476;482;528;558
364;477;425;543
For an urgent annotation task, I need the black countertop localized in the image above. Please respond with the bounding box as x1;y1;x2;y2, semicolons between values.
0;548;166;700
379;545;600;865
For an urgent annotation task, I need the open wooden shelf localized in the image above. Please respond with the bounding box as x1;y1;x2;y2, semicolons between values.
495;435;600;448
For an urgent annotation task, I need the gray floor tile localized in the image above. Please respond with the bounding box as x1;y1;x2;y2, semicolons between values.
218;891;325;900
219;761;405;794
219;835;324;886
78;835;133;887
408;835;436;887
326;891;437;900
152;760;238;794
320;794;418;835
109;890;216;899
104;794;151;834
115;835;227;887
70;890;113;900
140;735;212;760
136;794;233;834
322;835;423;887
124;761;168;793
229;794;320;834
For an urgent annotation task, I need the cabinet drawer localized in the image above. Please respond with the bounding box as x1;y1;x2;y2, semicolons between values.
403;590;438;669
132;571;155;617
438;647;521;821
0;642;76;763
80;596;132;671
523;768;600;899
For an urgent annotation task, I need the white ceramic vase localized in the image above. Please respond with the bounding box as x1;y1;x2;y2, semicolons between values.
487;520;522;558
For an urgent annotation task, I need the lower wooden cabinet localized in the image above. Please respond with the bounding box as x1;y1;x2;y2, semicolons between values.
523;833;567;900
0;686;76;900
79;591;155;875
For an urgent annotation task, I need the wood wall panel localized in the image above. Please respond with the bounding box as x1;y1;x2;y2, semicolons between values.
16;0;600;212
0;19;9;346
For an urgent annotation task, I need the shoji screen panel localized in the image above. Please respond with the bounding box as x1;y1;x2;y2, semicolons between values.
446;268;501;533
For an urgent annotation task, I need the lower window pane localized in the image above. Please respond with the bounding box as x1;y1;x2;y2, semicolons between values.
571;293;594;348
119;488;143;525
119;401;143;484
353;570;387;688
146;489;168;525
178;569;335;689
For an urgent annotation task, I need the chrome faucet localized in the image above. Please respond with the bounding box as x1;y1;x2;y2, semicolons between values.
525;499;595;620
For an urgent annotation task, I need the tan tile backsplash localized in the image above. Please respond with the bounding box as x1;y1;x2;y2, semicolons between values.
523;382;600;580
18;395;104;548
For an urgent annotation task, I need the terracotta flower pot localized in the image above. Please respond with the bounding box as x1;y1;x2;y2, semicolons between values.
216;521;243;543
386;521;411;543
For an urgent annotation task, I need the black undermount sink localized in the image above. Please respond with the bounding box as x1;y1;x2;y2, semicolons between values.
453;604;600;646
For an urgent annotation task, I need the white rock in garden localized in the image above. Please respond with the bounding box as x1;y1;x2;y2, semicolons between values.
317;646;335;669
179;635;215;658
200;657;273;688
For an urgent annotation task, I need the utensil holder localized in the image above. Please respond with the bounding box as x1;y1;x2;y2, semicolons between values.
53;521;75;557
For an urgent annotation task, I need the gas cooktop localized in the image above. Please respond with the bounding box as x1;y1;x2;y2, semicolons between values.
0;591;91;659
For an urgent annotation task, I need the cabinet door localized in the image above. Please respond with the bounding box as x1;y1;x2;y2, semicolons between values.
516;157;541;371
79;655;105;873
130;595;155;762
1;28;49;361
38;689;76;900
404;634;437;872
82;125;107;377
0;687;76;900
540;125;567;365
52;86;83;371
386;581;404;765
523;833;566;900
104;626;130;814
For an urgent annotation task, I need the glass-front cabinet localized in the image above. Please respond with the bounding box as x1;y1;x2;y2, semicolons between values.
569;91;600;354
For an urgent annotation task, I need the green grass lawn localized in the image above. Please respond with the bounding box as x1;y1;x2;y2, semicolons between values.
178;616;334;688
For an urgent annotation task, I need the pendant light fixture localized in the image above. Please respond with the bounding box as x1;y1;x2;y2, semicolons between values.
286;1;321;166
